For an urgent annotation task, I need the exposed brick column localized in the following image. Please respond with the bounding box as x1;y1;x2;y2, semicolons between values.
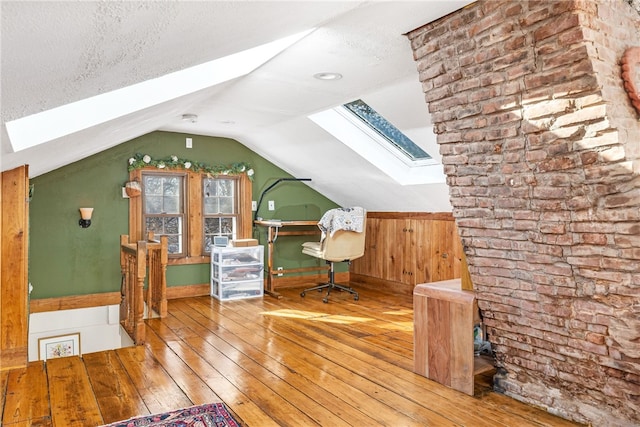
408;1;640;425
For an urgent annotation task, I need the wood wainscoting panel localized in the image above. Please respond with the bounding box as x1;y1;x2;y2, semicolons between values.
350;212;466;294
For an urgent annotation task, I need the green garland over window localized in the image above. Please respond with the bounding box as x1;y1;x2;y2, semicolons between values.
127;153;254;180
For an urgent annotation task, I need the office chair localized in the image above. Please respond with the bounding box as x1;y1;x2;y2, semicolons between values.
300;207;366;303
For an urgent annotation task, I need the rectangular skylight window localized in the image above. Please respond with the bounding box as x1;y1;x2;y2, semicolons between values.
343;99;432;162
309;103;444;186
5;29;313;153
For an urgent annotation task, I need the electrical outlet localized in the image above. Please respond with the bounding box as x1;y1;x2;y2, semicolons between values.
252;200;257;211
268;200;275;211
277;267;283;277
186;137;192;148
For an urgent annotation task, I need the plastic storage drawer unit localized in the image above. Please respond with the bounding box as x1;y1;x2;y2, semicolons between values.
211;245;264;301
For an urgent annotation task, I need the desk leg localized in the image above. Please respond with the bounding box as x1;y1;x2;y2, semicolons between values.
265;226;282;299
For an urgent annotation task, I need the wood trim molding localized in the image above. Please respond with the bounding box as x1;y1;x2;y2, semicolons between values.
29;284;211;313
350;273;414;296
272;272;349;289
30;292;122;313
1;165;29;370
166;284;209;299
0;348;28;372
366;211;454;220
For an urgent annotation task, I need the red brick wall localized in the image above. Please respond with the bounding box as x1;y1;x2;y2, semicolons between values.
408;1;640;425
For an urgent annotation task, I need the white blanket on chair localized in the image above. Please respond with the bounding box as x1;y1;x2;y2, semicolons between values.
318;207;365;241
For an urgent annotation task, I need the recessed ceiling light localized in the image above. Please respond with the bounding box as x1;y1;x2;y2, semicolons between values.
182;114;198;123
313;72;342;81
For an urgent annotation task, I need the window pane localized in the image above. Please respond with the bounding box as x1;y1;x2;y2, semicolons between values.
164;217;180;234
204;217;219;234
146;216;183;254
145;196;163;214
144;174;183;214
204;236;214;254
162;195;180;214
219;197;234;213
220;217;234;234
162;177;181;196
204;217;235;254
203;178;235;214
204;197;218;214
146;216;164;232
218;179;234;197
167;235;181;255
144;176;163;195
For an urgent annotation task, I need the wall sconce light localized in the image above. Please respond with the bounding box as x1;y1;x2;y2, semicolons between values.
79;207;94;228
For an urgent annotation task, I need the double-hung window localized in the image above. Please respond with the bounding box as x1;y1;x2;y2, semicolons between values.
203;177;238;254
142;173;186;256
128;167;252;265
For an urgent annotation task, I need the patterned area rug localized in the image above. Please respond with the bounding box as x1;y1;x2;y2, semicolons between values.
100;402;241;427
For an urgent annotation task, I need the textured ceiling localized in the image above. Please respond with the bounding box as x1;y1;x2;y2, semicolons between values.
1;1;472;212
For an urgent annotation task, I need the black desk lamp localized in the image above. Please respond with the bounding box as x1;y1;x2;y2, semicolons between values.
254;178;311;221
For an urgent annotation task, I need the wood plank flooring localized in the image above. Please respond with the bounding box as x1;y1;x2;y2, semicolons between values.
1;286;582;426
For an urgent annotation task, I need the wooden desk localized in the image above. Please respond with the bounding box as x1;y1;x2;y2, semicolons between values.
254;220;323;298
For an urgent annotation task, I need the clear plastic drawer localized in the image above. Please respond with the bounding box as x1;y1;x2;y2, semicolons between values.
211;279;263;301
212;264;263;282
211;246;263;264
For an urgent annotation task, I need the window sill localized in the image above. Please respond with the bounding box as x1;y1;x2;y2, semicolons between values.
168;256;210;266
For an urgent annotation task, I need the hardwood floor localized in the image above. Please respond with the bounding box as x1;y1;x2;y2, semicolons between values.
1;286;582;426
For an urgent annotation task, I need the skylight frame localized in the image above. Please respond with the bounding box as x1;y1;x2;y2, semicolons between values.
334;104;437;169
342;99;433;164
308;106;444;186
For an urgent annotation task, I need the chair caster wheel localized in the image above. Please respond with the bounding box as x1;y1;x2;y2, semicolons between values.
354;295;359;301
323;298;329;303
300;292;305;297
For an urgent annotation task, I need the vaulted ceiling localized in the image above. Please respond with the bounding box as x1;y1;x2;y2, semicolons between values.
1;1;472;212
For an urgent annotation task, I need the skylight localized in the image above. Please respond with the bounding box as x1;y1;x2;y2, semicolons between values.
343;99;432;162
309;100;444;186
5;29;313;153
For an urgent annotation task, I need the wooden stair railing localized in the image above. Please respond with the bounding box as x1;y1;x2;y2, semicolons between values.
120;237;146;345
119;233;168;345
146;233;168;318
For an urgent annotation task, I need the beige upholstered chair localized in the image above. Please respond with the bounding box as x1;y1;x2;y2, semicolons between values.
300;207;366;303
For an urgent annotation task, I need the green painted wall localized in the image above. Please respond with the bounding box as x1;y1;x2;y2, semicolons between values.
29;131;338;299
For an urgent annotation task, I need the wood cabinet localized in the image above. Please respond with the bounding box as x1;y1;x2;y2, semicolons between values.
350;212;463;294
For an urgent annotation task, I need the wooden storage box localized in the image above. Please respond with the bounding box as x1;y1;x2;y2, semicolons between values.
231;238;258;247
413;279;494;395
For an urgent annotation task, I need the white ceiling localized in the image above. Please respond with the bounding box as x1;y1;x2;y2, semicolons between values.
1;1;471;212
